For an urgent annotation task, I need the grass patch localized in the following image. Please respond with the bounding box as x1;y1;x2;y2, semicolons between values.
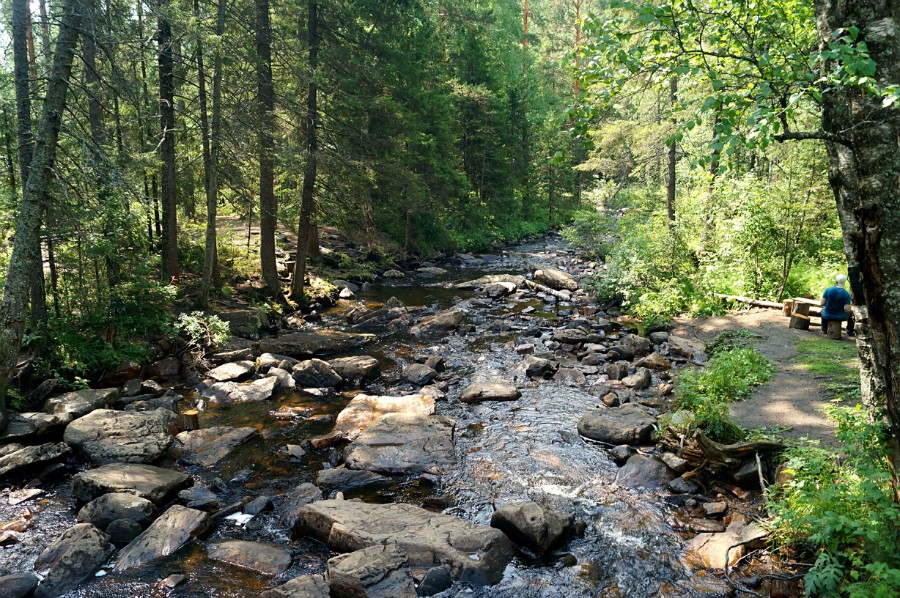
794;337;860;400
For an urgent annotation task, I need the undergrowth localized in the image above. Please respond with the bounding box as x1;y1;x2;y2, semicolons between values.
662;343;774;443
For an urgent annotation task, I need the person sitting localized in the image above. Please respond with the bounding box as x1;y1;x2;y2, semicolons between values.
821;274;854;336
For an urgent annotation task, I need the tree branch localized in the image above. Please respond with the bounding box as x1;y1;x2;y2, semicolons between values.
774;130;851;145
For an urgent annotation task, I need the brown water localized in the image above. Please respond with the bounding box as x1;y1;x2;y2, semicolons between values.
0;236;725;597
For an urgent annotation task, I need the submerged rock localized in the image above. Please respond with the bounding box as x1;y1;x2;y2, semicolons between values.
72;463;191;505
114;505;211;571
33;523;115;598
490;501;575;555
577;404;657;445
344;414;456;475
63;408;176;465
459;382;521;403
401;363;437;386
206;540;292;576
518;355;558;378
259;575;330;598
316;467;388;493
169;426;259;466
293;499;515;585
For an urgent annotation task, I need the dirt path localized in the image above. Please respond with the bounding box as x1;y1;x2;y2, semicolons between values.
671;308;858;447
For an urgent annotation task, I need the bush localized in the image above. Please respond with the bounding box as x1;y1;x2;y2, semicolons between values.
666;346;774;442
768;404;900;597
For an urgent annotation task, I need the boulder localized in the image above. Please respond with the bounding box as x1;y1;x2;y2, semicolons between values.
259;575;330;598
649;331;669;345
667;335;706;360
553;368;586;386
401;363;437;386
206;540;292;576
615;454;675;489
150;356;181;379
685;531;743;569
114;505;211;571
344;414;455;475
577;404;657;445
622;368;652;390
199;376;279;404
169;426;259;466
256;352;299;372
268;367;296;389
552;328;588;345
328;543;415;598
424;355;446;372
455;274;525;290
0;412;68;444
277;482;324;530
76;493;156;529
459;382;521;404
347;302;410;330
292;500;515;585
43;388;119;424
63;408;176;465
660;452;689;474
0;442;71;479
620;334;653;357
259;330;376;357
106;519;143;546
383;269;405;278
209;348;254;365
604;362;629;380
518;355;558;378
72;463;191;505
316;467;388;493
635;353;671;371
33;523;115;598
178;485;220;510
417;266;447;276
328;394;435;442
480;282;517;298
333;280;360;293
206;360;256;382
490;502;574;555
215;308;268;338
533;267;577;291
329;356;381;384
409;308;465;337
292;359;343;388
0;573;38;598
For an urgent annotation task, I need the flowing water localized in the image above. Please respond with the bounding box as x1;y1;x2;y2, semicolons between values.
0;235;731;597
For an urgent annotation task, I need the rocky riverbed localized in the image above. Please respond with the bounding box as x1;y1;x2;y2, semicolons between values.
0;233;772;597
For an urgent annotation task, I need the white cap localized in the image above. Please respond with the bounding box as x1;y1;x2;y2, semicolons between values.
836;274;847;285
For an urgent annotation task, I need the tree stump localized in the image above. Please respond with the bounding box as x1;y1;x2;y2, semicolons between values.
789;301;811;330
782;300;793;317
827;320;842;340
176;409;200;432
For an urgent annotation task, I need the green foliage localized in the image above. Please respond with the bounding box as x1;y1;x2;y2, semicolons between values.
168;312;230;353
768;404;900;597
665;346;774;442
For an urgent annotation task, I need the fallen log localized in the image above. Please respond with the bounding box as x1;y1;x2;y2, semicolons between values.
523;279;571;301
716;294;823;318
715;294;784;309
694;431;784;470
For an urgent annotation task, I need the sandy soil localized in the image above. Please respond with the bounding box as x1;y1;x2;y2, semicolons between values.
671;308;858;447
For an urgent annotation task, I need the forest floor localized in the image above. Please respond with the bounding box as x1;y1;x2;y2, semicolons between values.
672;308;860;447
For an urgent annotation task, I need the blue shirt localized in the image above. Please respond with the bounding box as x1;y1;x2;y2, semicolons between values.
822;286;851;320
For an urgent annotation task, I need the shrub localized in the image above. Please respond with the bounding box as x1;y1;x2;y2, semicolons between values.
768;404;900;597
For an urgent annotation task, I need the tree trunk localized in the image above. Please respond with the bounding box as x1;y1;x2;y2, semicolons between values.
290;0;318;302
0;0;82;429
38;0;52;66
2;108;15;193
814;0;900;500
666;76;677;222
158;0;178;281
256;0;279;295
199;0;224;306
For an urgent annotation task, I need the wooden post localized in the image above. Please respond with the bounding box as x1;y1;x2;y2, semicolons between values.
790;301;811;330
827;320;842;340
782;300;793;317
176;409;200;432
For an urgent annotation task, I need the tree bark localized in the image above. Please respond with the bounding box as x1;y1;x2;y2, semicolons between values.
199;0;224;306
0;0;82;429
291;0;318;301
814;0;900;500
256;0;279;295
157;0;178;281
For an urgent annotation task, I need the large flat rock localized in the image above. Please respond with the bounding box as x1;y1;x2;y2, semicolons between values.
328;543;415;597
169;426;259;466
328;356;380;385
0;412;68;444
459;382;521;404
344;414;455;475
63;408;176;465
330;393;435;442
114;505;210;571
259;574;329;598
72;463;192;505
0;442;71;479
258;330;376;357
33;523;115;598
76;493;156;529
206;360;256;382
293;499;515;585
533;267;577;291
199;376;278;404
409;308;465;337
577;404;657;445
43;388;120;423
206;540;292;576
